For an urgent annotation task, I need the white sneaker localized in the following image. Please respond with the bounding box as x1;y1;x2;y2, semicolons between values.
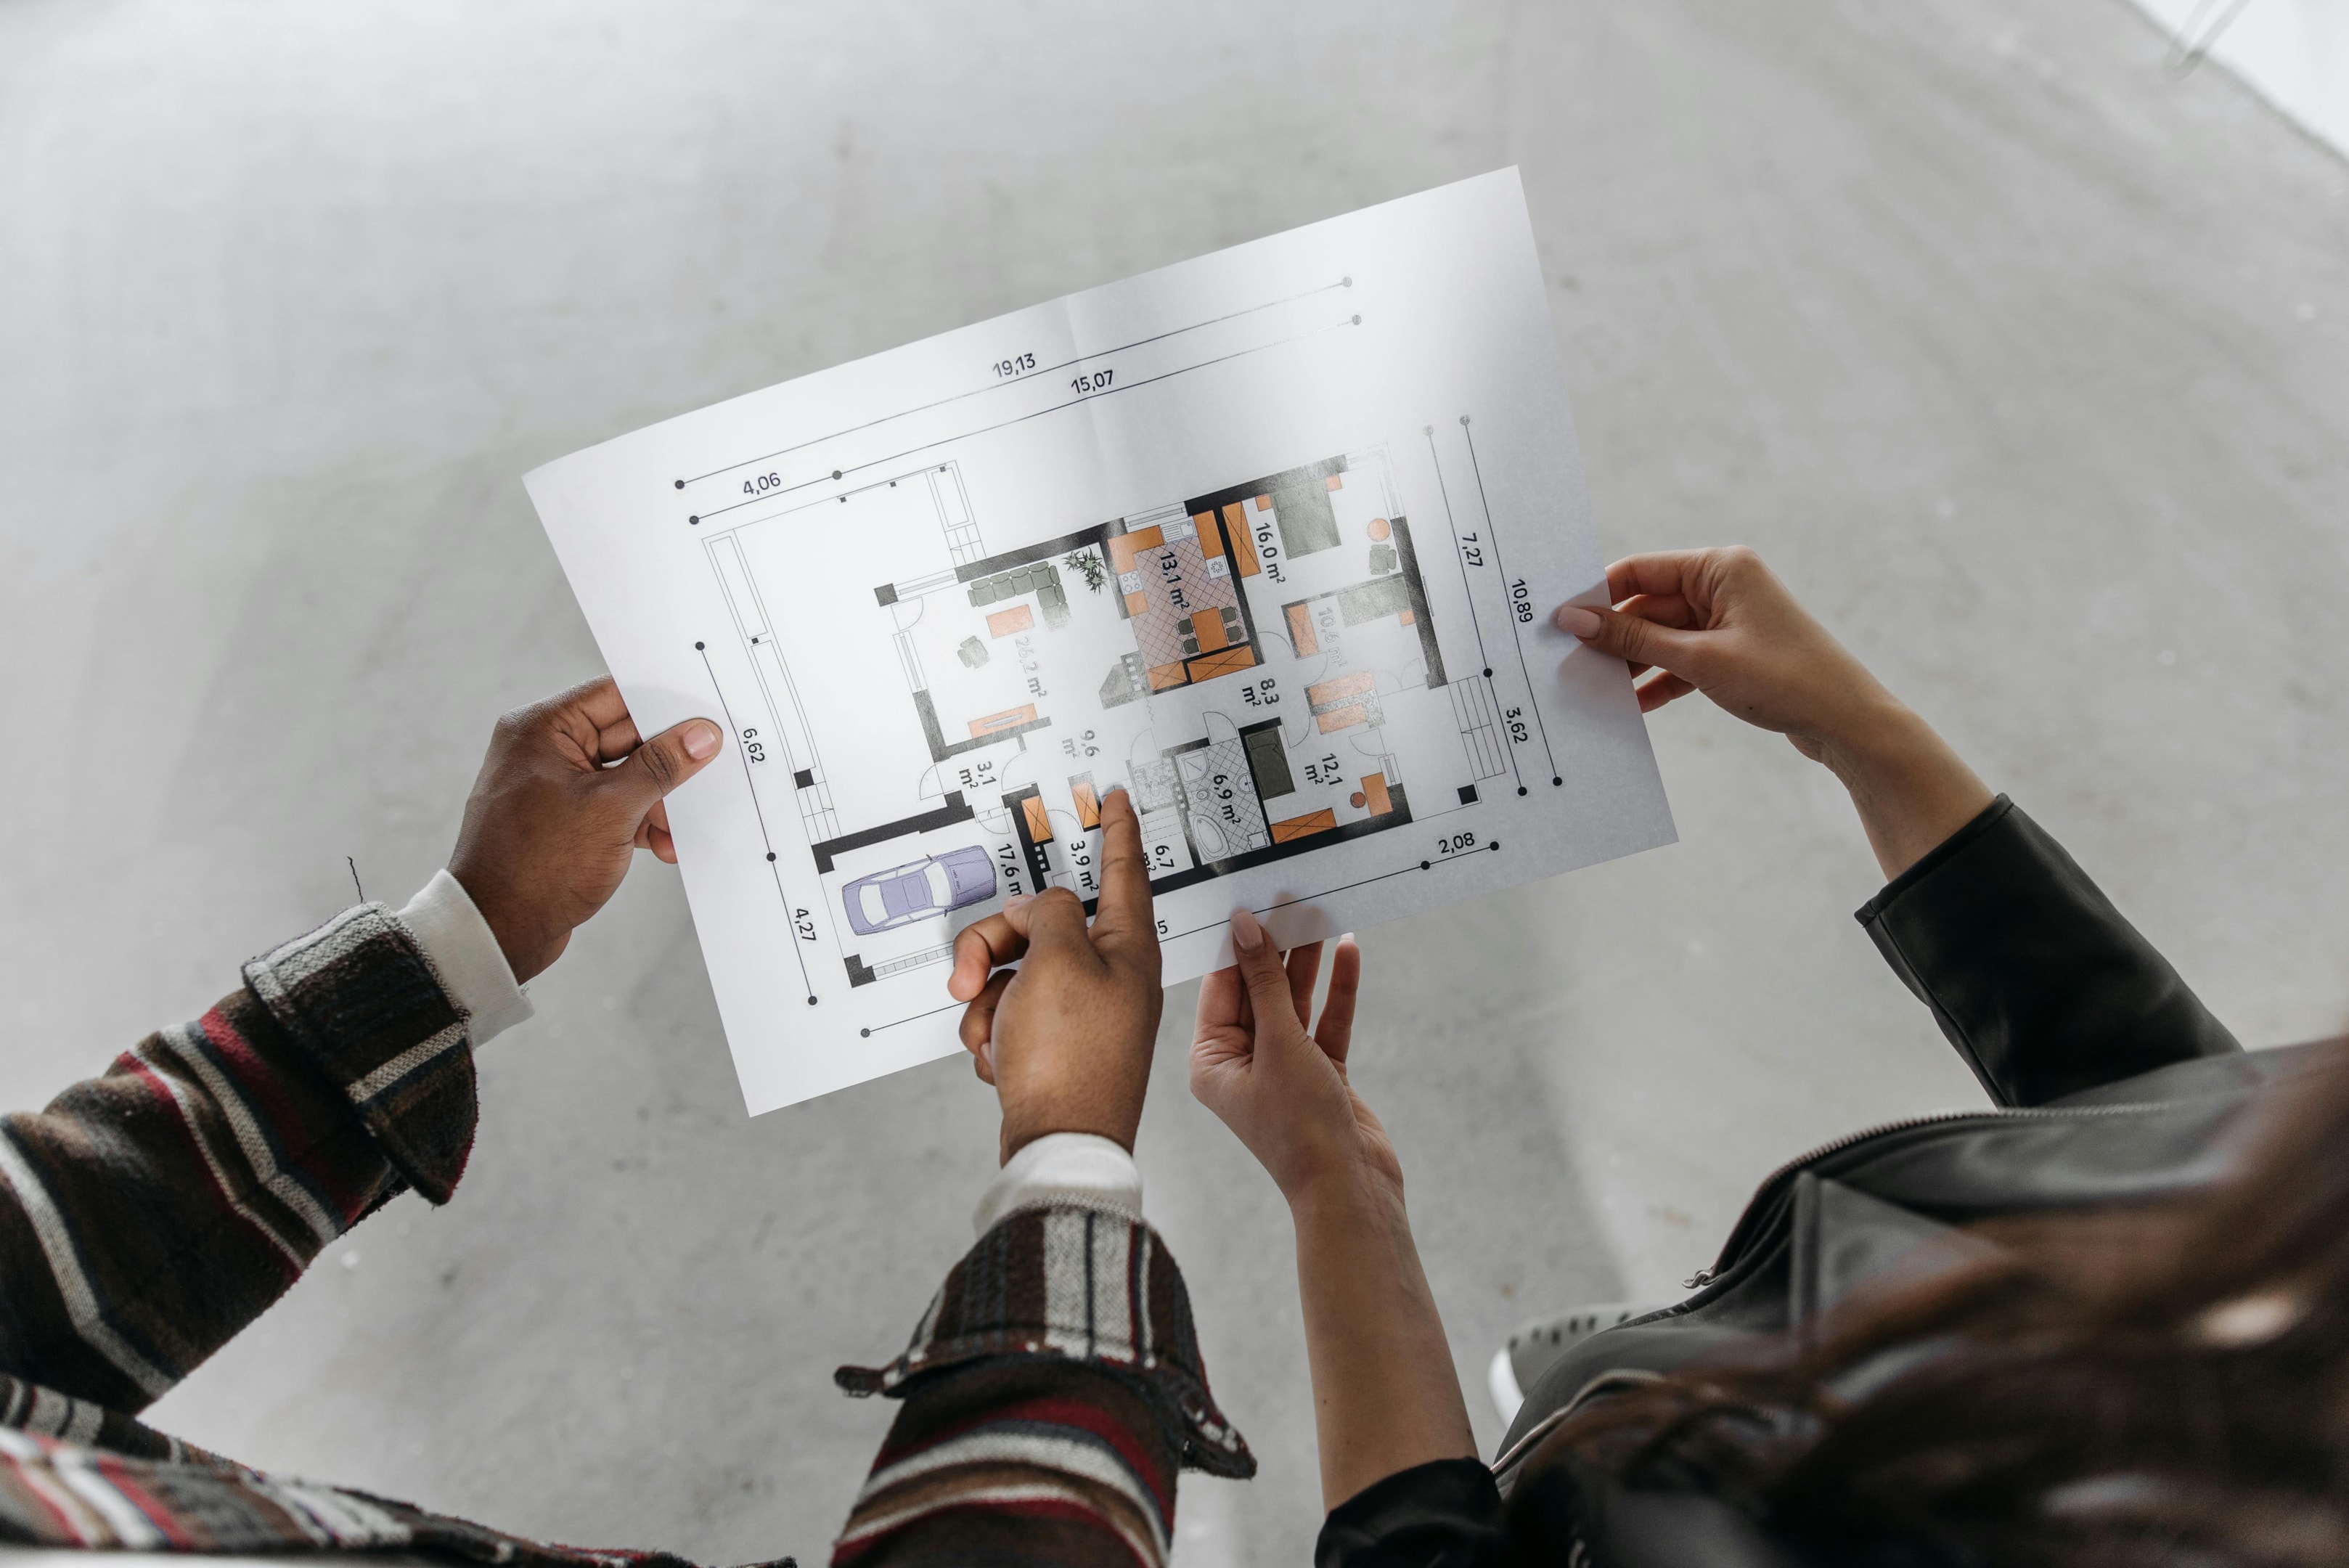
1487;1302;1664;1424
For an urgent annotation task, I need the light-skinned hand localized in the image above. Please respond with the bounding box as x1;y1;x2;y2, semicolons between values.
449;677;722;984
1556;545;1993;877
1551;546;1906;759
947;786;1163;1162
1189;911;1395;1208
1193;916;1473;1506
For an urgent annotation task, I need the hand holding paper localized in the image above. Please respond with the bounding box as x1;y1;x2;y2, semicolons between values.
1556;547;1990;877
449;677;722;982
950;786;1164;1161
525;171;1676;1111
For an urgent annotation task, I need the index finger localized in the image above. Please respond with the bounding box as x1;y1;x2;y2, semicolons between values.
1604;552;1709;608
1084;786;1157;957
555;675;632;734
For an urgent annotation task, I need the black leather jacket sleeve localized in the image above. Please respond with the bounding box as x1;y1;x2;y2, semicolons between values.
1318;1459;1508;1568
1856;796;2239;1107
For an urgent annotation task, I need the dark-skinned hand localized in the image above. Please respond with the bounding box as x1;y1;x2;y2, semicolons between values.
946;785;1162;1163
449;677;721;983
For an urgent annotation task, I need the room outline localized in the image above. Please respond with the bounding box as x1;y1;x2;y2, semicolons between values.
703;446;1516;990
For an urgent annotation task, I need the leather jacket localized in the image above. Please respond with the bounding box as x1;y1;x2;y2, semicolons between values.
1320;796;2325;1567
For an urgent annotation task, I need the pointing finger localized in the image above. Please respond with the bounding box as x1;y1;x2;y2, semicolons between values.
1084;786;1157;963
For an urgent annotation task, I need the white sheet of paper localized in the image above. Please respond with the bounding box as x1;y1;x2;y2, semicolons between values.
525;169;1675;1114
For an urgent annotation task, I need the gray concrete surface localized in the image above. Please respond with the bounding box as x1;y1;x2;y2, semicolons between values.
1;0;2343;1561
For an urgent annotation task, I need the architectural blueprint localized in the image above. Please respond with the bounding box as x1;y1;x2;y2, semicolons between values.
526;171;1675;1113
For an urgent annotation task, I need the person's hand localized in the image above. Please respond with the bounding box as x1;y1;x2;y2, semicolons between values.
1190;912;1396;1208
1193;918;1474;1506
448;677;722;984
1551;546;1905;761
1556;547;1993;877
947;786;1163;1162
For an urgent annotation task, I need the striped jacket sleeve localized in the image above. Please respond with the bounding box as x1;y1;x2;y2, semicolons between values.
0;904;478;1414
833;1201;1253;1568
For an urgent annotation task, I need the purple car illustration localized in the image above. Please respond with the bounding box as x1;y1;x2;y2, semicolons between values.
841;846;998;936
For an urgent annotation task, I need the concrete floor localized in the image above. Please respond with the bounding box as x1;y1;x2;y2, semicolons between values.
1;0;2344;1561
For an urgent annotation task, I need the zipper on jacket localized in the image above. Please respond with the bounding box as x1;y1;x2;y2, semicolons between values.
1696;1099;2177;1287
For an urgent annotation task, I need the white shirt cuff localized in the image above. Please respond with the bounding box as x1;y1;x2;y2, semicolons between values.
972;1132;1143;1237
396;870;534;1048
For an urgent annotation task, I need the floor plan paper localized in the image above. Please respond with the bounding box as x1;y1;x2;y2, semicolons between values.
525;169;1675;1114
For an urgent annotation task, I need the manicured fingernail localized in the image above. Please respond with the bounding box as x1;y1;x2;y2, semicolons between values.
1230;907;1265;953
1553;605;1602;639
683;720;722;759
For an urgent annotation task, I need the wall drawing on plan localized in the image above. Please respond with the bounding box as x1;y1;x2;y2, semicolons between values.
703;447;1501;989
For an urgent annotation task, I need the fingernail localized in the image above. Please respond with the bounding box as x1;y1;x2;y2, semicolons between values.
1004;893;1034;914
1553;605;1602;640
683;721;722;760
1230;907;1265;953
1103;783;1128;799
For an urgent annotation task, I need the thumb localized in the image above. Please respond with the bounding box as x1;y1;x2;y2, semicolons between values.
602;717;724;814
1559;604;1706;680
1228;908;1306;1044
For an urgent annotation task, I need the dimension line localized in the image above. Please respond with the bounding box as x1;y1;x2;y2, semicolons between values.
863;1000;962;1037
1425;424;1492;677
696;640;817;1003
690;318;1360;528
1154;840;1504;944
1461;417;1561;787
679;279;1355;488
